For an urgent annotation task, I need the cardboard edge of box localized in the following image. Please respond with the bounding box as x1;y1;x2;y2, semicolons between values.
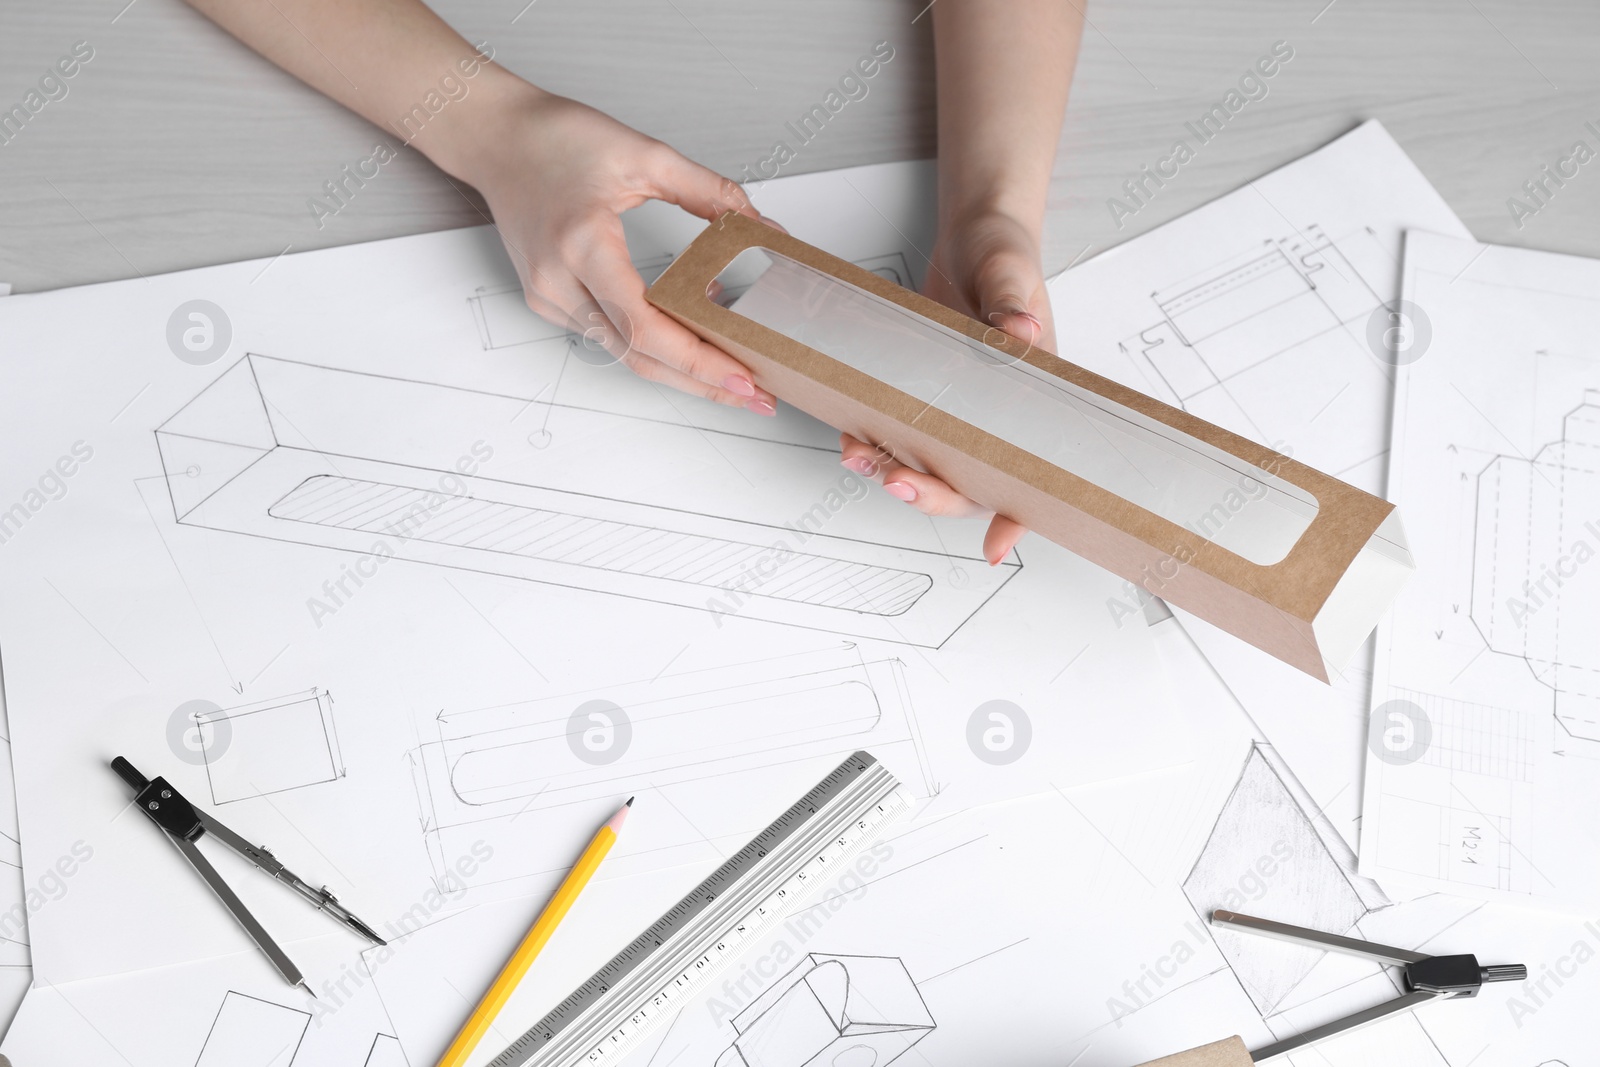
1132;1036;1254;1066
646;213;1411;680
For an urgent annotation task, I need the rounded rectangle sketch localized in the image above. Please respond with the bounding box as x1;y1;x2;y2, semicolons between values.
155;355;1019;648
198;689;343;805
409;645;932;892
715;954;935;1067
269;474;933;617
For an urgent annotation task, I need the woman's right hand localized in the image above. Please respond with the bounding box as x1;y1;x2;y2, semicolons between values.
449;87;780;415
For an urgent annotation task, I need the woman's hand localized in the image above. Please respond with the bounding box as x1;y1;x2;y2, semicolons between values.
456;89;779;414
838;208;1053;565
838;0;1078;567
179;0;781;414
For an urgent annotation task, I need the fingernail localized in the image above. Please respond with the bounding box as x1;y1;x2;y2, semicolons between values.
991;308;1041;337
758;213;791;235
722;374;756;397
841;456;875;476
883;481;917;503
745;398;776;416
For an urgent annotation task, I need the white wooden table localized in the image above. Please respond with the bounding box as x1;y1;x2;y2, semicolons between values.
2;0;1596;294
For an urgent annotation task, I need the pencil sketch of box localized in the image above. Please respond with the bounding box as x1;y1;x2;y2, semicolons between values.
153;354;1018;647
714;954;935;1067
197;688;343;805
409;645;933;893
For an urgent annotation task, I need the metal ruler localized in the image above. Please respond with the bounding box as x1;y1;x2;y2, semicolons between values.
486;750;909;1067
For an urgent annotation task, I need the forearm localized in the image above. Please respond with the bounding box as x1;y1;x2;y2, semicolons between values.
930;0;1082;234
182;0;533;181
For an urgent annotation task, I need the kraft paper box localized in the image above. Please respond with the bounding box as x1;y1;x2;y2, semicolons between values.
646;213;1414;680
1133;1037;1254;1066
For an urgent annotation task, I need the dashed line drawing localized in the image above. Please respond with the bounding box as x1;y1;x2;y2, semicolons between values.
713;954;935;1067
198;689;344;806
153;354;1018;647
1471;391;1600;747
408;644;934;894
1120;225;1396;480
192;990;310;1067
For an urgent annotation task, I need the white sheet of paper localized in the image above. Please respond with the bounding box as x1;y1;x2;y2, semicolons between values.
370;640;1595;1067
0;653;33;1030
1046;120;1474;858
1;935;401;1065
0;159;1195;988
1361;231;1600;911
3;620;1588;1067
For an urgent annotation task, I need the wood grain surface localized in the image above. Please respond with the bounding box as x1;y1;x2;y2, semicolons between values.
0;0;1595;293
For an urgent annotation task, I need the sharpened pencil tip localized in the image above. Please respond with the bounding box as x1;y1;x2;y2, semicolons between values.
607;799;633;835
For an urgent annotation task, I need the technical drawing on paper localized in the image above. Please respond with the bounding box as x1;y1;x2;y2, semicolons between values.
197;688;344;805
468;251;914;350
408;644;934;892
469;253;677;350
362;1033;407;1067
1122;225;1395;480
0;731;28;966
714;954;935;1067
1363;233;1600;913
193;990;310;1067
153;354;1019;648
1471;392;1600;748
1368;686;1535;894
1182;744;1391;1021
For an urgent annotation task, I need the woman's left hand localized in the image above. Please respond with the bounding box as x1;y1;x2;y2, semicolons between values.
838;208;1053;566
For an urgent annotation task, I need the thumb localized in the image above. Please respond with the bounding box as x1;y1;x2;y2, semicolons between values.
972;250;1051;352
646;148;760;224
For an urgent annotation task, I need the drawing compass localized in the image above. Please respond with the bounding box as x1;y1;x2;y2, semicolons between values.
110;756;385;992
1212;910;1526;1061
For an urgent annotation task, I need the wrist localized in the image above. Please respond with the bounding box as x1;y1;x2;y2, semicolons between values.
937;179;1046;244
405;64;550;186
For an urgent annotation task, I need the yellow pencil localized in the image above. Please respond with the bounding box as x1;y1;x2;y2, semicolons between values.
435;798;633;1067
